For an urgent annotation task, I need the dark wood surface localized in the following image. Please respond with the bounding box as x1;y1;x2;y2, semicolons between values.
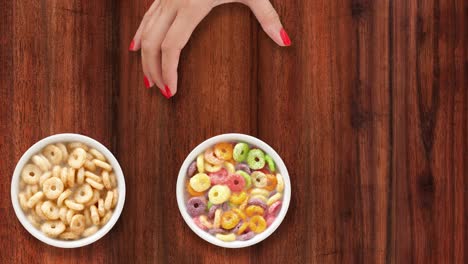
0;0;466;263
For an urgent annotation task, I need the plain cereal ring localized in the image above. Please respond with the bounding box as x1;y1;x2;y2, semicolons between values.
76;167;85;185
66;209;75;224
28;213;41;228
21;164;41;185
67;167;75;187
42;144;62;165
52;165;61;178
90;205;100;225
68;148;87;169
109;173;117;188
65;200;84;211
41;221;65;237
32;155;51;172
85;190;100;207
35;201;48;220
84;171;102;182
82;226;98;237
43;177;64;200
74;183;93;204
84;208;92;226
111;188;118;208
93;159;112;171
276;173;284;193
102;171;112;190
60;167;68;187
41;201;60;220
267;192;282;206
68;142;89;151
104;191;114;210
27;191;44;208
57;189;72;206
98;199;105;217
100;211;112;226
59;207;68;223
215;233;236;242
90;148;106;161
59;231;79;240
86;178;104;190
39;172;52;187
26;184;39;197
84;160;96;171
18;193;29;211
70;214;85;235
56;143;68;162
213;209;222;229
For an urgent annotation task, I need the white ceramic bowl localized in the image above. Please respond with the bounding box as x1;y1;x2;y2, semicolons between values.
11;133;126;248
176;133;291;248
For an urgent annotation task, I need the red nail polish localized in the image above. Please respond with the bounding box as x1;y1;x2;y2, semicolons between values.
144;76;151;88
164;85;172;99
280;28;291;46
129;40;135;51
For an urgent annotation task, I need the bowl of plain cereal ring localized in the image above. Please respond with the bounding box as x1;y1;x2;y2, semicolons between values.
176;133;291;248
11;133;126;248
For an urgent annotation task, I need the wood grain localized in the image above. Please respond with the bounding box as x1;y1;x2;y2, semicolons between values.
0;0;466;263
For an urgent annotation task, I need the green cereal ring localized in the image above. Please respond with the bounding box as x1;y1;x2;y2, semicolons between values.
207;201;213;210
233;143;250;162
247;149;265;170
265;155;276;172
236;170;251;189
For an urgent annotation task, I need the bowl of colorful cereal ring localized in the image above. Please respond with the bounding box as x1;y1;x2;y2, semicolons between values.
177;133;291;248
11;133;126;248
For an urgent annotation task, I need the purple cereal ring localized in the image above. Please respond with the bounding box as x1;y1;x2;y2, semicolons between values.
268;190;278;198
187;161;197;178
208;205;219;219
268;201;282;216
187;197;207;217
235;163;251;174
237;231;255;241
231;221;244;234
221;202;230;211
208;228;226;235
248;198;267;210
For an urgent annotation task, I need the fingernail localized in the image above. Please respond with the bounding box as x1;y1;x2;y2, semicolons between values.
164;85;172;99
280;28;291;46
144;76;152;88
129;40;135;51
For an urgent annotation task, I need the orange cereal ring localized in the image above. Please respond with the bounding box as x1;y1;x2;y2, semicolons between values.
214;143;233;161
229;191;247;205
245;205;264;217
232;208;246;220
186;181;204;197
220;211;240;230
249;215;267;233
264;174;277;191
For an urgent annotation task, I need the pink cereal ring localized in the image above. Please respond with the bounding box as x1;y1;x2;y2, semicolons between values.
268;201;282;217
204;148;224;165
209;168;228;185
225;174;245;192
193;217;208;230
266;215;276;227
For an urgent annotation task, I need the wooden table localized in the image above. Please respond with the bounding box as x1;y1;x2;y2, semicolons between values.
0;0;466;263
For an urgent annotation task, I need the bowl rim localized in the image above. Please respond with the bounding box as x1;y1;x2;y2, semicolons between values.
10;133;126;248
176;133;291;248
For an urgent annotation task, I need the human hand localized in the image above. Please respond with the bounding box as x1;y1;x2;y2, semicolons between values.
129;0;291;98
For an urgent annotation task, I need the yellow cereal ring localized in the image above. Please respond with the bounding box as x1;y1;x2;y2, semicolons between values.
229;192;247;205
232;208;246;220
27;191;44;208
213;209;222;229
85;190;100;207
43;177;64;200
221;211;240;230
68;148;87;169
84;160;96;171
216;233;236;242
57;189;72;207
189;173;211;192
39;172;51;187
90;148;106;161
18;193;28;211
76;167;85;185
93;159;112;171
90;205;100;225
267;193;282;206
249;215;267;233
239;194;250;211
56;143;68;163
70;214;85;235
199;215;213;229
100;211;112;226
86;178;104;190
237;222;249;235
245;205;264;217
102;171;112;189
276;173;284;193
68;142;89;151
83;226;98;237
41;221;66;237
42;144;62;165
250;188;270;198
66;208;75;224
84;171;102;182
74;183;93;204
251;171;267;188
40;201;59;220
35;201;47;220
104;191;114;210
21;164;41;185
65;200;84;211
186;181;204;196
205;162;222;173
196;154;205;173
59;231;79;240
32;155;51;172
111;188;118;209
208;185;231;205
224;161;235;174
